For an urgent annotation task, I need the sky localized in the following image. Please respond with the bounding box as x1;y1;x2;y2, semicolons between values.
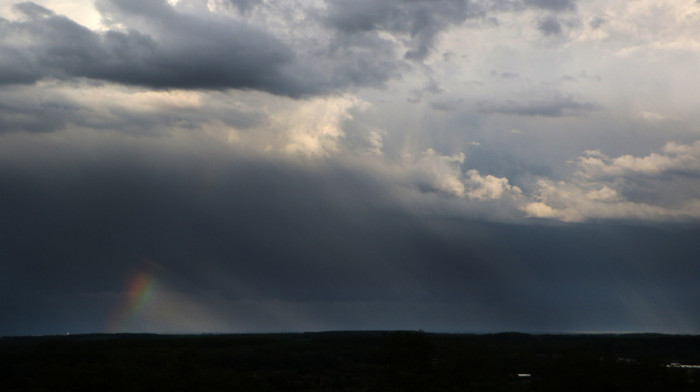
1;0;699;336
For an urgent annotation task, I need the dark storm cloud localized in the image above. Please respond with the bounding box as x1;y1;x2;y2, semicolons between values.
1;142;699;335
477;95;599;117
0;0;585;97
0;1;402;97
0;1;308;95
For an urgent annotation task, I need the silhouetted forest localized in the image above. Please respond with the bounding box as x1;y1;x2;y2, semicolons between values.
2;331;700;391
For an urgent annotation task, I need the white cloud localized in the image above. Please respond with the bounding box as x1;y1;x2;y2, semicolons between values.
577;141;700;178
414;148;467;197
522;140;700;222
409;149;521;203
523;201;558;219
367;130;384;155
465;169;521;201
281;95;366;158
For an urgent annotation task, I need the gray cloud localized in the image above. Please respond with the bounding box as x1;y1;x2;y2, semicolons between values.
0;0;586;97
0;1;404;97
323;0;582;62
538;15;563;35
324;0;484;61
3;0;700;337
477;95;599;117
0;1;309;95
491;70;520;79
11;1;53;18
0;99;75;133
524;0;577;12
429;99;463;111
0;84;264;135
408;79;446;103
0;139;699;335
589;16;606;29
225;0;261;14
537;14;582;35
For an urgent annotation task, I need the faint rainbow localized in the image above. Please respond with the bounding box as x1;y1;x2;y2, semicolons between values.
108;271;157;332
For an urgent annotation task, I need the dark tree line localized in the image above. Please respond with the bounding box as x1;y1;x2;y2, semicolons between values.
1;332;699;391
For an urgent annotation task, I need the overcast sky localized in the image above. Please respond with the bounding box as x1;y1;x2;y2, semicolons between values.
1;0;700;336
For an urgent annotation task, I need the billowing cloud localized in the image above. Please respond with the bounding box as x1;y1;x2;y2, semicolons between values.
465;169;522;200
279;95;365;157
522;141;700;222
577;142;700;178
413;148;468;197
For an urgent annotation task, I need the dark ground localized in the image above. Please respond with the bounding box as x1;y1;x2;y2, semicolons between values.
1;331;700;391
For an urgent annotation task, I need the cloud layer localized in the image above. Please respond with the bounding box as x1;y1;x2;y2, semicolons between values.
1;138;699;335
1;0;700;335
